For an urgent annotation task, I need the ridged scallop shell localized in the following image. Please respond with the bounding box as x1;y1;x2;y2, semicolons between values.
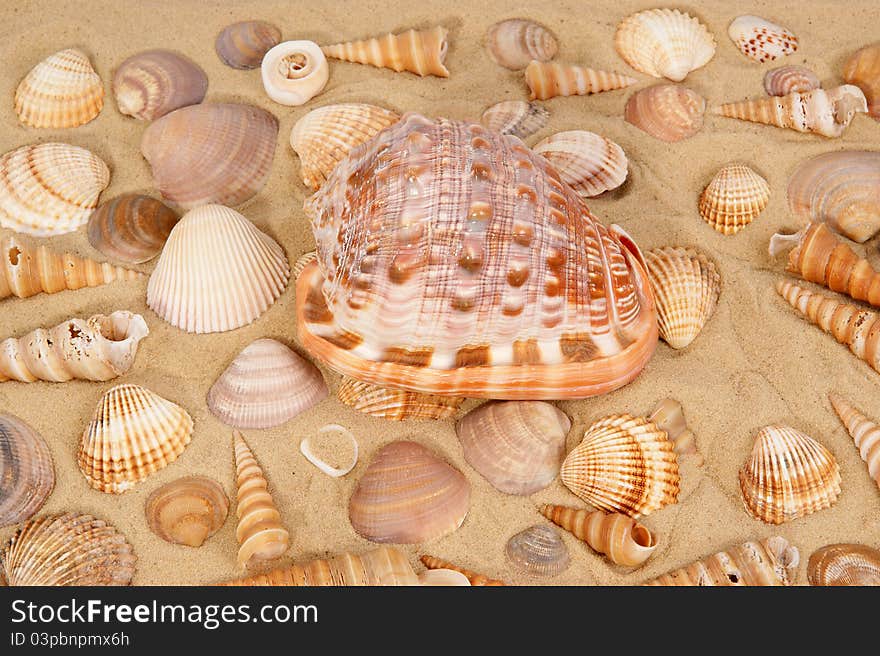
87;194;179;264
145;476;229;547
419;555;506;586
0;143;109;236
506;524;570;576
1;512;136;586
808;544;880;586
614;9;716;82
624;84;705;142
455;401;569;495
216;20;282;69
739;425;841;525
337;377;462;420
525;61;637;100
486;19;558;70
560;414;680;518
207;338;328;429
322;26;449;77
113;50;207;121
764;65;819;96
844;43;880;120
262;40;329;106
349;440;470;544
141;103;278;209
699;164;770;235
78;384;194;494
147;204;290;334
533;130;628;197
728;15;798;64
0;415;54;528
480;100;549;140
14;48;104;128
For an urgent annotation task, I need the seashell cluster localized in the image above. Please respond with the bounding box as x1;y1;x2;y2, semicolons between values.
728;15;798;63
216;20;282;69
261;40;329;106
526;61;636;100
486;18;558;70
337;377;462;421
419;555;506;586
145;476;229;547
533;130;628;197
480;100;548;140
808;543;880;586
764;65;820;96
506;524;570;577
698;163;770;235
844;43;880;120
87;194;179;264
0;414;54;528
624;84;705;142
828;394;880;489
299;423;359;478
323;26;450;77
113;50;207;121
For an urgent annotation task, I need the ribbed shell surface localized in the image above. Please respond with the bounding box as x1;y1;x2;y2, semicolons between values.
0;414;54;528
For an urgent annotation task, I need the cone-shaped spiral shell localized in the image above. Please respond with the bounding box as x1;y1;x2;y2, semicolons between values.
349;440;470;544
828;393;880;489
698;164;770;235
643;536;799;586
728;15;798;64
764;65;819;96
207;338;328;429
533;130;627;197
145;476;229;547
0;415;54;528
506;524;570;576
624;84;705;142
147;204;290;334
844;43;880;120
486;19;558;70
87;194;179;264
648;398;698;458
261;40;329;106
645;246;720;349
78;384;193;494
233;431;290;567
216;21;282;70
739;425;841;525
614;9;716;82
337;377;462;420
480;100;549;140
560;414;680;518
113;50;207;121
525;61;637;100
808;543;880;586
322;26;449;77
290;103;401;191
455;401;569;495
419;555;506;586
1;512;136;586
141;103;278;209
0;143;110;236
14;49;104;128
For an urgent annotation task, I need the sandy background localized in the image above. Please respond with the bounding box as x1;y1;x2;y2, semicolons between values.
1;0;878;586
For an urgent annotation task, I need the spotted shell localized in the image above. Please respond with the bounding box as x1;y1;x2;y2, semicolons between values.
764;65;820;96
113;49;207;121
808;544;880;586
728;15;798;63
87;194;179;264
486;19;558;70
0;414;54;529
533;130;628;197
216;20;282;69
480;100;549;140
624;84;706;142
506;525;570;577
699;164;770;235
844;43;880;120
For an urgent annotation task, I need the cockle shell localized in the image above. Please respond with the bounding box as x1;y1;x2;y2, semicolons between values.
808;544;880;586
614;9;716;82
79;384;193;494
844;43;880;120
0;415;54;528
698;164;770;235
322;26;449;77
349;440;470;544
14;48;104;128
216;20;282;69
419;555;506;586
525;61;637;100
0;512;136;586
141;103;278;209
480;100;549;140
486;19;558;70
560;414;680;518
728;15;798;64
0;142;109;236
145;476;229;547
828;394;880;489
764;65;820;96
739;425;841;525
533;130;628;197
455;401;569;495
147;204;290;334
506;524;570;577
207;338;328;429
87;194;179;264
418;569;471;586
261;40;329;106
296;114;659;400
337;377;463;420
648;398;698;458
113;50;207;121
624;84;706;142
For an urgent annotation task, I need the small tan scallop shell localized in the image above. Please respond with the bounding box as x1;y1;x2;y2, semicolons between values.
0;415;54;529
480;100;549;140
764;65;820;96
87;194;179;264
486;19;558;70
113;50;207;121
533;130;628;197
526;61;637;100
216;20;282;69
699;164;770;235
808;544;880;586
624;84;706;142
322;26;449;77
337;377;463;420
506;524;570;577
729;15;798;64
145;476;229;547
419;555;506;586
844;43;880;120
262;40;329;106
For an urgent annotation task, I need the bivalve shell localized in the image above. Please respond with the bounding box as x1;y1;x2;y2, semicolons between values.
505;524;570;577
698;163;770;235
526;61;637;100
764;65;819;96
0;415;54;528
480;100;549;140
216;21;282;69
261;40;329;106
87;194;179;264
844;43;880;120
808;544;880;586
728;15;798;63
113;50;207;121
486;19;558;70
533;130;628;197
145;476;229;547
624;84;705;142
418;569;471;586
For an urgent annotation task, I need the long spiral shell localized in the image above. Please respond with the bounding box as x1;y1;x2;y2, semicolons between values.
322;26;449;77
419;555;506;586
525;61;636;100
828;394;880;489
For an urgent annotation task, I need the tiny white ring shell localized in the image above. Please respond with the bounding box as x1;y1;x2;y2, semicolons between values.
299;423;358;477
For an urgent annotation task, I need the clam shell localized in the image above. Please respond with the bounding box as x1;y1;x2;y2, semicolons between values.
480;100;548;140
808;544;880;586
739;425;841;525
337;377;462;420
505;524;570;577
349;440;470;544
141;102;278;209
14;48;103;128
525;61;637;100
455;401;569;495
207;338;328;429
624;84;705;142
262;40;329;106
87;194;179;264
533;130;628;197
764;65;819;96
113;50;207;122
0;142;109;236
699;163;770;235
147;204;290;334
844;43;880;120
78;383;194;494
216;20;282;69
728;15;798;64
0;415;54;529
486;18;558;70
145;476;229;547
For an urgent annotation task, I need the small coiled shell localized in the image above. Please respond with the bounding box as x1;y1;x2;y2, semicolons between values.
486;19;558;70
216;20;282;69
87;194;179;264
624;84;706;142
337;377;462;421
525;61;637;100
505;524;570;577
0;415;54;529
808;544;880;586
764;65;820;96
261;40;329;106
533;130;628;197
145;476;229;547
419;555;506;586
828;394;880;490
699;163;770;235
322;26;449;77
480;100;549;140
728;15;798;63
113;50;207;121
844;43;880;120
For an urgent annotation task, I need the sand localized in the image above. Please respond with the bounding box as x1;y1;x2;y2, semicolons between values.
1;0;879;586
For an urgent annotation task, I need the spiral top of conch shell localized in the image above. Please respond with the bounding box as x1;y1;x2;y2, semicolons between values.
296;114;658;400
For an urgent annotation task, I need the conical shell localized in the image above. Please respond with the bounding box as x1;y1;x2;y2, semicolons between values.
261;40;329;106
207;338;328;429
290;103;401;191
648;398;698;458
145;476;229;547
455;401;569;495
233;431;289;567
739;425;841;525
486;19;558;70
728;15;798;64
1;311;149;383
87;194;179;264
624;84;705;142
419;555;506;586
506;524;570;577
322;26;449;77
338;377;462;421
14;48;104;128
480;100;549;140
844;43;880;120
113;50;207;121
643;536;799;586
808;543;880;586
0;415;54;528
764;65;820;96
141;103;278;209
560;414;680;518
216;20;282;69
78;384;193;494
349;440;470;544
0;142;110;236
614;9;716;82
533;130;627;197
539;504;657;568
147;204;290;334
698;164;770;235
525;60;637;100
828;394;880;489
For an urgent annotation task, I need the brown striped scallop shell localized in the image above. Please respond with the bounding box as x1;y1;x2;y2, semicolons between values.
844;43;880;120
480;100;548;140
216;20;282;69
764;65;820;96
0;415;54;528
533;130;628;197
624;84;705;142
506;524;570;577
808;544;880;586
699;164;770;235
145;476;229;547
87;194;179;264
113;50;207;122
486;18;558;70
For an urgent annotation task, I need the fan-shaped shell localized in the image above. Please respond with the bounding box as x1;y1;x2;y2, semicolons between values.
455;401;569;495
480;100;549;140
141;103;278;209
87;194;179;264
0;415;54;528
728;15;798;64
145;476;229;547
112;50;207;122
614;9;716;82
261;40;329;106
147;204;290;334
699;164;770;235
216;20;282;69
486;18;558;70
808;544;880;586
764;65;819;96
739;425;841;525
14;48;104;128
844;43;880;120
337;377;462;420
78;383;194;494
624;84;705;142
533;130;628;197
0;143;109;237
505;524;570;576
560;414;680;518
349;440;470;543
207;338;328;429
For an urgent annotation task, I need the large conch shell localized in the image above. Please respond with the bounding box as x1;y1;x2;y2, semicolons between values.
828;393;880;490
808;543;880;586
486;19;558;70
322;26;449;77
1;311;148;383
698;164;770;235
533;130;628;198
506;524;570;577
145;476;229;547
624;84;706;142
216;20;282;70
261;41;329;106
844;43;880;120
419;555;506;586
525;61;636;100
113;49;207;121
728;15;798;63
337;377;463;420
0;414;54;528
296;114;659;400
